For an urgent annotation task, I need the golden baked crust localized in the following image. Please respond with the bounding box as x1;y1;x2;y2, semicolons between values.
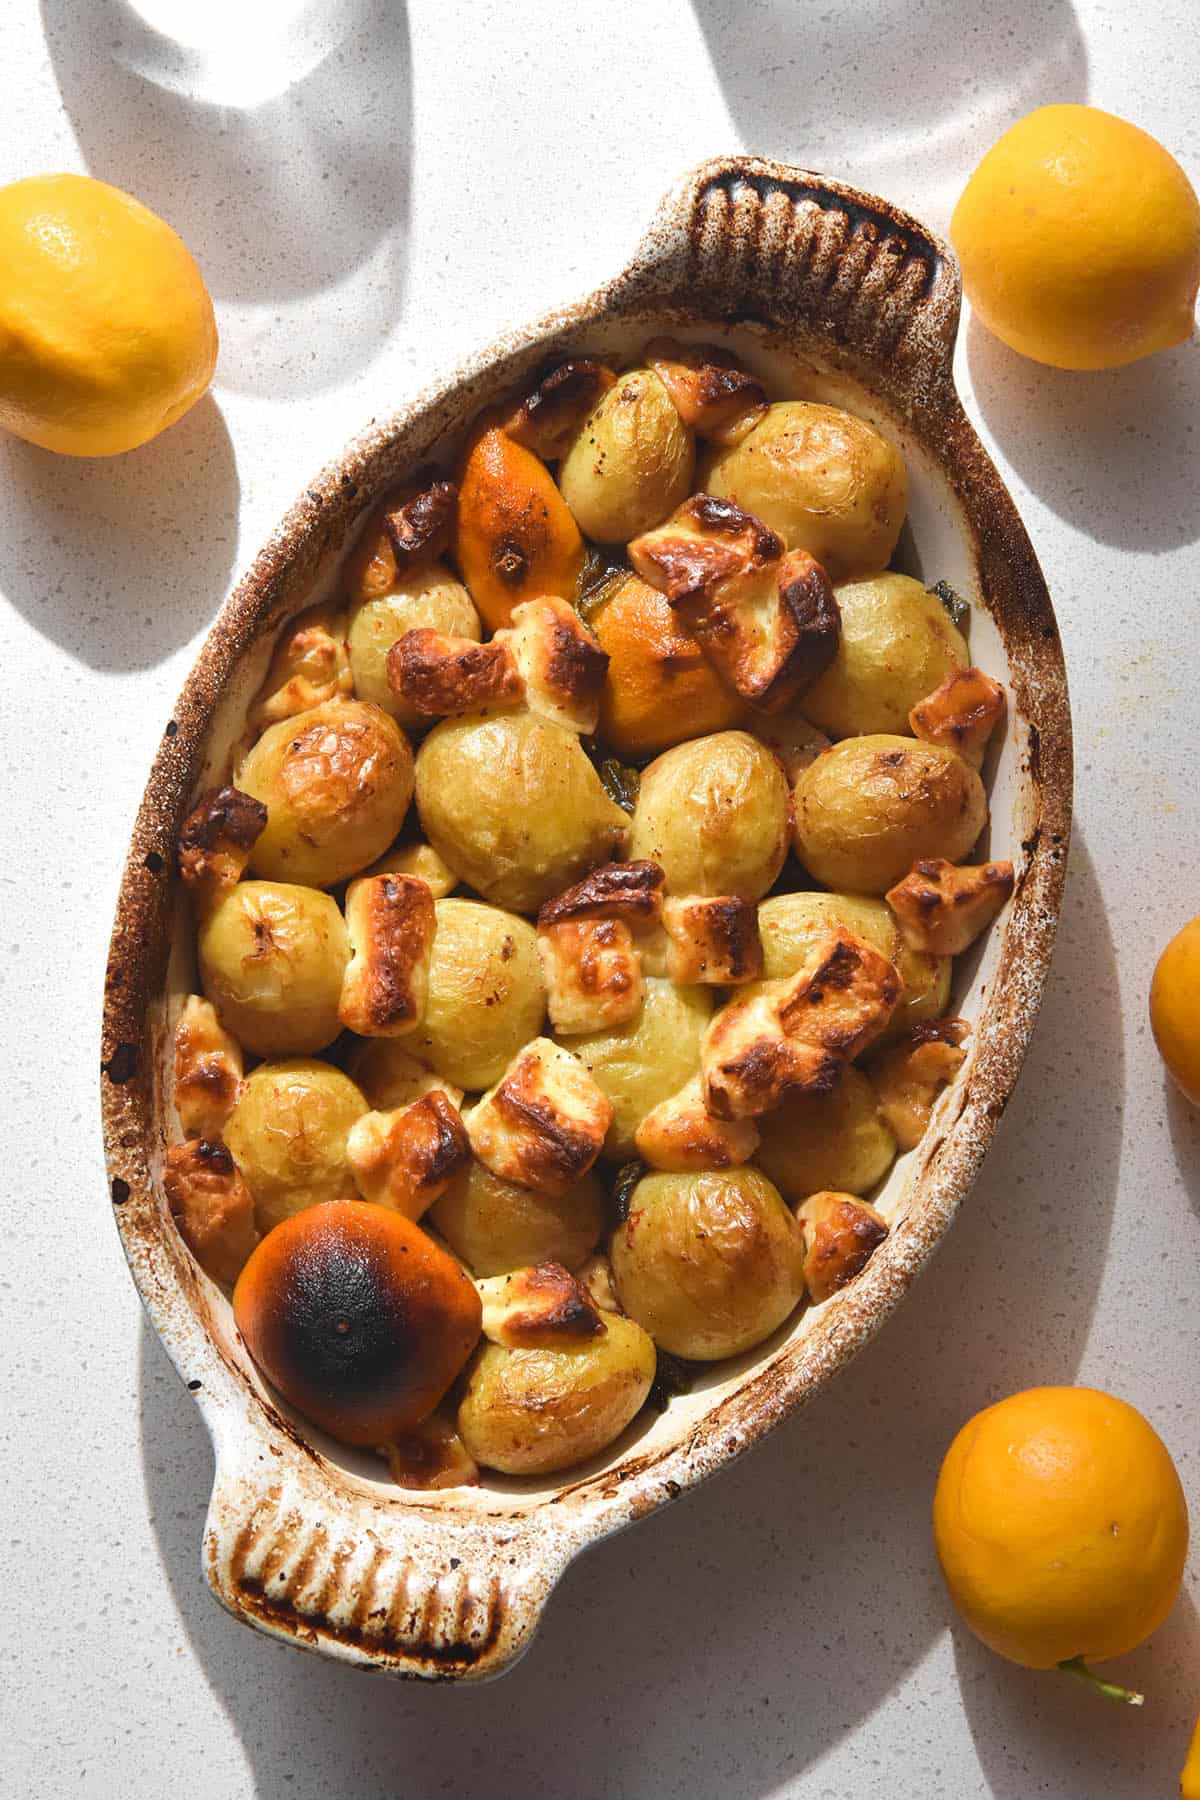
909;665;1006;763
346;1091;470;1218
178;785;268;904
496;595;609;735
538;859;665;930
339;873;436;1037
538;916;644;1035
504;359;616;459
634;1074;760;1170
658;894;763;985
380;475;457;571
866;1019;969;1150
467;1037;614;1197
797;1191;889;1303
387;630;523;717
886;858;1015;956
163;1137;258;1287
643;338;767;445
250;603;352;729
477;1261;606;1348
173;994;244;1137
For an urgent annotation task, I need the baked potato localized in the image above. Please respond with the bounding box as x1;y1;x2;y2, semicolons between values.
703;400;907;581
198;880;349;1057
758;891;949;1041
456;1310;655;1475
237;698;414;888
224;1058;367;1235
801;574;968;738
415;710;629;912
430;1157;605;1277
346;564;481;728
629;730;789;900
755;1066;897;1201
610;1167;806;1360
558;367;694;543
570;977;713;1159
793;735;987;893
406;898;546;1091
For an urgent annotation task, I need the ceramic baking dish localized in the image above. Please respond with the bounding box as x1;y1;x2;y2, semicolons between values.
101;155;1072;1681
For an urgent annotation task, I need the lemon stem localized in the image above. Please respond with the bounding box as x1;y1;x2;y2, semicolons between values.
1057;1656;1144;1706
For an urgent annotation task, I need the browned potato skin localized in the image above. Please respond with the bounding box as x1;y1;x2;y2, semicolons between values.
347;565;481;728
793;735;987;894
198;881;349;1058
570;977;713;1160
224;1058;368;1236
406;898;546;1092
754;1066;897;1201
429;1158;605;1277
629;730;790;901
703;401;907;582
558;368;695;544
610;1167;806;1360
758;891;949;1043
801;574;968;739
415;711;629;913
456;1312;655;1475
238;698;414;890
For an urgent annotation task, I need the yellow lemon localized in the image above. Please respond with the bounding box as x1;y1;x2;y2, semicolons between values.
0;172;217;456
1151;914;1200;1104
933;1387;1188;1678
951;105;1200;370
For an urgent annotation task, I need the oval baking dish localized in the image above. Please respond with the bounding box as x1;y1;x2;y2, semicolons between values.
102;156;1072;1681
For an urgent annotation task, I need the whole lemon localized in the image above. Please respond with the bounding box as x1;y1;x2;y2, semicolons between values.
0;172;217;456
1151;914;1200;1104
951;105;1200;370
934;1387;1188;1671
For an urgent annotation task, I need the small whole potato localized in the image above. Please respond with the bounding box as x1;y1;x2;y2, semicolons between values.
793;734;987;894
238;698;414;889
407;898;546;1091
456;1311;656;1475
801;574;968;738
198;880;349;1057
758;891;949;1041
611;1167;806;1360
429;1157;604;1277
571;977;712;1160
703;400;907;581
415;711;628;913
629;730;790;900
347;563;481;728
558;368;695;544
224;1058;367;1235
755;1066;898;1201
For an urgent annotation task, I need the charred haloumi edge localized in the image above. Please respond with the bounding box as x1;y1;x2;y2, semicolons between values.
634;1074;760;1171
380;473;458;570
643;337;768;445
656;894;764;986
467;1037;614;1197
177;784;268;905
494;595;610;735
909;665;1006;767
865;1019;969;1151
381;1407;480;1491
538;859;665;932
477;1261;606;1349
628;494;841;714
797;1191;889;1305
886;858;1015;957
163;1137;258;1288
537;916;644;1035
346;1090;470;1220
174;994;244;1138
386;629;523;718
700;930;901;1119
339;873;437;1037
504;357;616;459
250;602;352;729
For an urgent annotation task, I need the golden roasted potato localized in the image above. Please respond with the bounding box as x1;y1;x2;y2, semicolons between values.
361;835;458;897
238;698;414;889
797;1191;889;1303
407;898;545;1092
610;1167;806;1359
801;574;968;738
703;400;907;582
793;735;987;894
456;1311;655;1475
758;891;950;1042
347;563;481;728
164;1137;258;1287
415;711;629;913
571;977;713;1159
755;1066;898;1201
224;1058;367;1235
343;1040;462;1112
429;1157;605;1277
747;707;830;784
250;602;352;729
629;730;789;900
558;367;695;543
198;880;349;1057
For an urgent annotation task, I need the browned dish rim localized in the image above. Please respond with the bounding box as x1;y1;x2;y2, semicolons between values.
101;157;1072;1680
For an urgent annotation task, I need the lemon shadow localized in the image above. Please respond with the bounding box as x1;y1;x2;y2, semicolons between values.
1166;1082;1200;1218
38;0;411;398
0;392;238;670
965;319;1200;552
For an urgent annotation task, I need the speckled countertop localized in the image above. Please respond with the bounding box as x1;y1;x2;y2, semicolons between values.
2;2;1198;1795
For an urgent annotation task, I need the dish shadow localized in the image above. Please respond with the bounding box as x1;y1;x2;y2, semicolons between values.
38;0;411;398
966;319;1200;552
0;393;238;670
138;834;1120;1797
689;0;1087;220
1166;1082;1200;1217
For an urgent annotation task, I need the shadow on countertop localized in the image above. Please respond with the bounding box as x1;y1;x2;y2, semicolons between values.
139;834;1125;1799
0;393;237;671
1166;1082;1200;1219
39;0;412;399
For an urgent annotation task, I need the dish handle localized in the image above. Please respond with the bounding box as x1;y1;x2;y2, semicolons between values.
615;155;962;407
201;1429;569;1680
